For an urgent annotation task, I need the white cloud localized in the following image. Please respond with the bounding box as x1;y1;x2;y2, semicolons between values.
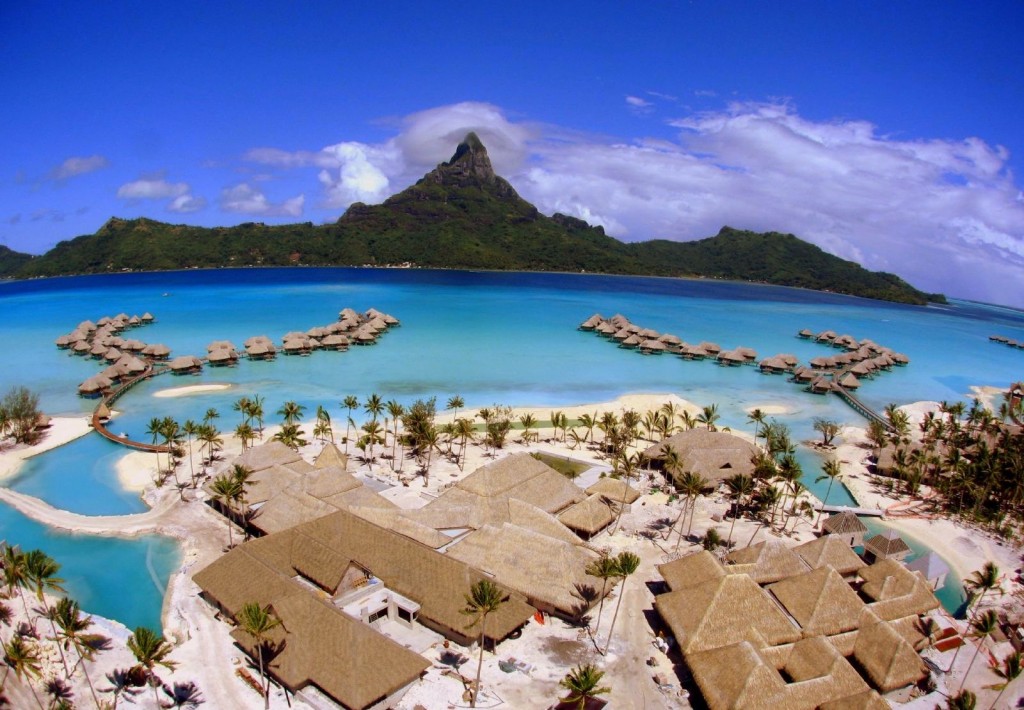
220;183;304;217
167;194;207;213
117;177;189;200
240;100;1024;305
626;95;653;108
50;155;109;180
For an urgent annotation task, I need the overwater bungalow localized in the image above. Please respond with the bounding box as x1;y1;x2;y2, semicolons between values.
797;328;814;338
353;330;377;345
862;530;911;563
89;342;108;358
245;342;276;360
620;334;642;348
717;349;745;366
680;344;709;360
320;333;350;351
697;341;722;355
809;376;835;394
114;353;148;375
141;312;155;323
820;511;868;547
659;333;682;346
142;343;171;360
169;355;203;375
127;315;142;327
734;346;758;362
759;356;790;374
791;366;816;382
72;341;91;355
207;348;238;366
612;328;632;341
639;339;667;354
282;337;313;356
78;374;112;398
816;330;838;342
103;347;122;362
594;321;617;336
838;373;862;389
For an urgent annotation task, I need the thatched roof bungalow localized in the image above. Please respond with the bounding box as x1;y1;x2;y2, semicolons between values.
169;355;203;374
821;512;868;548
863;530;911;563
556;494;616;539
645;430;758;488
768;567;866;637
725;540;811;585
794;535;865;577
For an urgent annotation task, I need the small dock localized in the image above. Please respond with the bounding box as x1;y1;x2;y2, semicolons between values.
832;381;894;431
91;367;172;453
815;503;884;517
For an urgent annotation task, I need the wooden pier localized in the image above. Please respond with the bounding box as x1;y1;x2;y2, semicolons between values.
815;503;885;517
91;367;173;453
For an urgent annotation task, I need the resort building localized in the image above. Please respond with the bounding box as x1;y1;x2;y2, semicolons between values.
863;530;912;563
821;510;869;548
644;429;758;489
654;547;940;708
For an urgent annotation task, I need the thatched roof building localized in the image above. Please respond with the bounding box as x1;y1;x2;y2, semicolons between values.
645;430;758;487
793;535;865;576
556;494;616;538
726;540;812;584
863;529;911;563
586;477;641;504
821;511;868;547
654;541;939;707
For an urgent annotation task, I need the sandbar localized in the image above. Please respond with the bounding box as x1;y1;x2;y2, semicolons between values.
0;415;94;481
153;383;233;398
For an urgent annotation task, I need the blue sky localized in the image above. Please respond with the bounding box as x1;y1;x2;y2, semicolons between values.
2;2;1022;305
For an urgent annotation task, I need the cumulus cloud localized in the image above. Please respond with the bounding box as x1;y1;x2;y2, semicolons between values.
241;100;1024;305
50;155;109;181
117;176;189;200
167;194;207;213
220;183;304;217
626;95;654;114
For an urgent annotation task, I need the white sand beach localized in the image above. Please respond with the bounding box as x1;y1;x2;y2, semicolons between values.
0;415;93;481
152;383;233;398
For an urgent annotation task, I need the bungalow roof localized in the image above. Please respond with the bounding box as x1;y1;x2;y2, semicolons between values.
768;567;866;637
658;550;726;592
852;618;927;692
793;535;865;576
726;541;811;585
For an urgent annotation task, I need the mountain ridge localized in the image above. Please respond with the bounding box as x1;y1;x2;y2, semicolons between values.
1;134;943;305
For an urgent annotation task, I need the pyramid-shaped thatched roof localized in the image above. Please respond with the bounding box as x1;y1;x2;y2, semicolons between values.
794;535;865;576
768;567;866;637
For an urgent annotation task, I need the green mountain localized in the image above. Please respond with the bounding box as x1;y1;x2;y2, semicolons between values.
0;244;33;275
4;133;942;305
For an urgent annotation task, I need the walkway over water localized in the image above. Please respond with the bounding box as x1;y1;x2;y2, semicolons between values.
91;367;172;453
815;503;885;517
832;381;893;431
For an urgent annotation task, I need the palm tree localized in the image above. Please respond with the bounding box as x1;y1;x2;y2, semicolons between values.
277;401;304;425
815;458;843;527
676;471;708;548
273;423;307;451
161;681;205;709
182;419;198;486
196;424;222;466
961;610;999;691
203;407;219;427
724;474;754;549
585;555;618;636
989;651;1023;710
234;422;255;453
610;453;640;535
386;400;405;468
341;395;359;451
603;551;640;655
232;396;252;426
364;393;384;424
100;668;142;709
127;626;178;709
946;690;977;710
661;445;682;484
3;635;44;709
2;544;30;618
447;395;464;422
43;677;73;708
455;417;476;471
51;596;103;707
211;474;242;548
24;550;68;676
578;413;597;443
359;419;385;467
419;426;440;485
313;405;333;443
747;408;766;445
248;395;265;438
146;417;165;474
965;562;1002;624
460;580;509;708
237;602;281;710
518;413;537;443
697;403;720;431
558;663;610;710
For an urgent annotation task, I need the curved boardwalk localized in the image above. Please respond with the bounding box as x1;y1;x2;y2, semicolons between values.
92;366;173;453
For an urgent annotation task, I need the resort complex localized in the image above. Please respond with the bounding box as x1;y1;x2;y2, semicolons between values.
1;295;1023;710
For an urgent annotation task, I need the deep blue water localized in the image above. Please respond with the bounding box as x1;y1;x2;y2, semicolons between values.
3;267;1021;623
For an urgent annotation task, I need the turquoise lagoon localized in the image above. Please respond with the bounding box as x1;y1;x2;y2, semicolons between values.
3;268;1024;624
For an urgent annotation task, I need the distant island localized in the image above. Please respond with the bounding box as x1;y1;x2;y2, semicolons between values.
0;133;944;305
